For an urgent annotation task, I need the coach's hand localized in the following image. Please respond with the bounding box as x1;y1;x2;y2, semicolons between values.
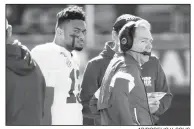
148;99;160;114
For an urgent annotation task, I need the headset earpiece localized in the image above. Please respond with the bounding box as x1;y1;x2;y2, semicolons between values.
119;23;135;53
121;38;127;45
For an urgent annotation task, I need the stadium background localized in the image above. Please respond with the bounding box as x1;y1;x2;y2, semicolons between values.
6;4;190;125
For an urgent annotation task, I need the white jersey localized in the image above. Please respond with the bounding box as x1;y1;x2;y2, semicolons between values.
31;43;83;125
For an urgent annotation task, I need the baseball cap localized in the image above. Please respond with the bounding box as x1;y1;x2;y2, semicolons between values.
113;14;142;33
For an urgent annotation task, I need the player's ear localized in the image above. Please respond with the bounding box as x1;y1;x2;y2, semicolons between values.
55;27;65;42
56;27;64;36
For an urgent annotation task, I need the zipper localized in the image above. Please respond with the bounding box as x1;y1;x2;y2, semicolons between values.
140;76;154;125
134;108;141;125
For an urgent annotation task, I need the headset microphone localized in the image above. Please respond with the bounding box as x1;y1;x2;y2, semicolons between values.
130;50;151;56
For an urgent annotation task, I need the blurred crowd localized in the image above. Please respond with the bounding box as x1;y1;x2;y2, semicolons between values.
6;5;189;34
6;4;190;88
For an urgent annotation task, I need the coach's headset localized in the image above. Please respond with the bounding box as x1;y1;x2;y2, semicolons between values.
119;20;151;56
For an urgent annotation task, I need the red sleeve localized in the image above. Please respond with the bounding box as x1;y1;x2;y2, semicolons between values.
80;61;101;117
113;78;134;125
110;66;138;125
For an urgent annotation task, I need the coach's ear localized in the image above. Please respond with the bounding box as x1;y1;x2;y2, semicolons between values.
112;30;118;43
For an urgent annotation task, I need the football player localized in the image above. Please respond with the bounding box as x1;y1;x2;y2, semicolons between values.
31;6;86;125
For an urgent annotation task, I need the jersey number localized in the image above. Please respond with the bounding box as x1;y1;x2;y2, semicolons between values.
66;69;80;103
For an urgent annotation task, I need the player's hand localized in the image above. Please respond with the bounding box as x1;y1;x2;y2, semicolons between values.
148;99;160;114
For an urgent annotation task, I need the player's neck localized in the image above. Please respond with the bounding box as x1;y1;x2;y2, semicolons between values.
53;36;72;52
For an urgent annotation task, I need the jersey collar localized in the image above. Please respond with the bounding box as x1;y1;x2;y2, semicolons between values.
53;42;73;59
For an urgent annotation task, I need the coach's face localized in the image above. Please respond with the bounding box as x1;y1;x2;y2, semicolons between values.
62;20;86;51
133;25;153;64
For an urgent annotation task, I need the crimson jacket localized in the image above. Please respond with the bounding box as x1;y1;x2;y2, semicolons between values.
141;56;173;123
81;41;172;125
80;41;115;125
90;53;153;125
6;43;46;125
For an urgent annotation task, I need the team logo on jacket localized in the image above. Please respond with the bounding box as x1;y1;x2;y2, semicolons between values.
60;52;72;68
142;77;152;87
66;59;72;68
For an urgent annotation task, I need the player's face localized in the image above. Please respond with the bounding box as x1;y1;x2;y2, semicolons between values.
132;26;153;64
62;20;86;51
